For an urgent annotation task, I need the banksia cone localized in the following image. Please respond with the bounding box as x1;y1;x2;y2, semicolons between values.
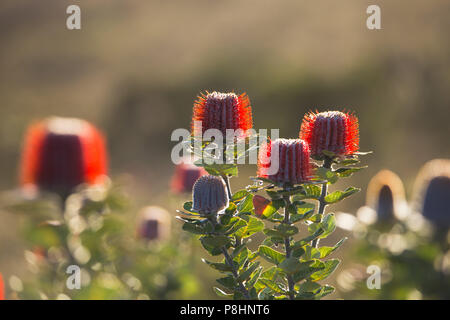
171;157;207;194
192;91;252;137
137;206;171;242
0;273;4;300
300;111;359;158
412;159;450;227
192;175;229;214
20;117;108;198
366;170;407;222
257;138;311;185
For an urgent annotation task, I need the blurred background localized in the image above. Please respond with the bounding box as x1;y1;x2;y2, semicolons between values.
0;0;449;299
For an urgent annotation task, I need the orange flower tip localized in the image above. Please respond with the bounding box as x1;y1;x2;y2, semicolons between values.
19;117;108;198
191;91;253;137
257;138;311;185
300;110;359;159
192;175;229;214
253;195;271;217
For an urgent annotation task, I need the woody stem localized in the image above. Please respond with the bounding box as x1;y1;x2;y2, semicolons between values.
283;194;295;300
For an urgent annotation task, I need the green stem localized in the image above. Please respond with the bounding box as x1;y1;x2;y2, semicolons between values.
207;216;250;300
312;157;332;248
283;194;295;300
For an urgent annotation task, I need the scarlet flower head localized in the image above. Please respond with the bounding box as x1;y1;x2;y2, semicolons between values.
257;138;311;185
300;111;359;158
20;117;108;198
0;272;4;300
171;157;207;194
192;91;253;137
192;175;229;214
136;206;171;242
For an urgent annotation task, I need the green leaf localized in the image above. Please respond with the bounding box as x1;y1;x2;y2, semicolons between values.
216;276;236;290
233;247;249;267
238;262;260;282
235;216;264;238
319;214;336;238
258;245;285;265
335;166;367;178
232;189;249;202
237;194;254;213
290;202;315;222
309;259;340;282
258;279;285;294
182;222;208;235
279;257;303;274
246;267;263;289
294;185;322;200
292;260;325;283
325;187;360;204
214;287;233;297
274;224;298;237
318;238;347;258
314;285;334;299
316;167;338;184
200;235;231;251
202;259;232;272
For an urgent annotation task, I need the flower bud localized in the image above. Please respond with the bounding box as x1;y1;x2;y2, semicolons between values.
20;117;108;198
257;138;311;185
137;206;171;242
300;111;359;158
412;159;450;228
192;175;229;214
171;157;207;194
192;91;253;137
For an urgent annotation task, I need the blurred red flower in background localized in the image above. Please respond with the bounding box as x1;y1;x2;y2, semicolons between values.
171;158;207;194
191;91;253;137
0;272;4;300
257;138;311;184
300;111;359;158
20;117;108;198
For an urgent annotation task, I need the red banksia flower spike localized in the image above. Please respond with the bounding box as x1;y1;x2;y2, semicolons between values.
20;117;108;199
257;138;311;185
192;175;229;214
192;91;253;137
300;110;359;159
171;157;207;194
137;206;171;242
0;273;4;300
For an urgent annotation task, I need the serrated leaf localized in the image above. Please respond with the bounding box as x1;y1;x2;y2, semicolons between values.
258;245;285;265
325;187;360;204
